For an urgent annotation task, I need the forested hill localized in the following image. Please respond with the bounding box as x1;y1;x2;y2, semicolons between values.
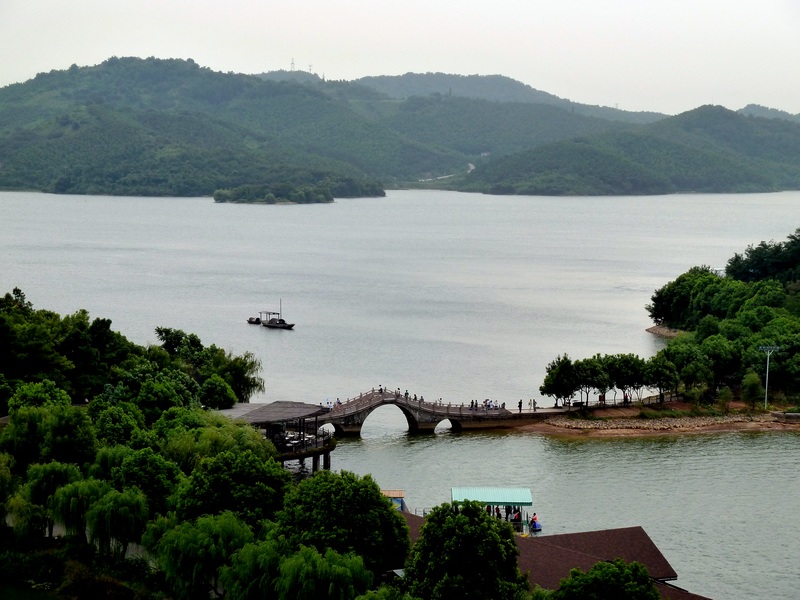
0;57;457;197
3;57;800;198
353;73;666;124
458;106;800;196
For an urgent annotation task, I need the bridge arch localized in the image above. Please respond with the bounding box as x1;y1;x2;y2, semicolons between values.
320;389;547;437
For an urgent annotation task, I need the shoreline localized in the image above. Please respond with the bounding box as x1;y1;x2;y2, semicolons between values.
645;325;683;338
515;413;798;438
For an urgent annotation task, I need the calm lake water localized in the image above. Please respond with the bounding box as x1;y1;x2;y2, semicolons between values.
2;189;799;598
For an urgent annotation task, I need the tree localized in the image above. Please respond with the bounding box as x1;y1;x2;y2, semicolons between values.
0;452;14;526
112;447;184;518
403;500;529;600
0;405;47;473
10;461;82;539
53;477;112;544
606;354;646;403
40;404;98;466
274;546;373;600
199;373;238;409
645;353;679;401
741;369;764;410
154;407;277;474
94;404;143;446
573;356;609;404
7;379;71;413
220;537;285;600
86;487;149;563
699;334;740;392
539;354;577;407
173;449;290;528
278;470;410;577
553;559;659;600
150;511;254;600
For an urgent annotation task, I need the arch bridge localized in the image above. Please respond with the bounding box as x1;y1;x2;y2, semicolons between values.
319;388;549;437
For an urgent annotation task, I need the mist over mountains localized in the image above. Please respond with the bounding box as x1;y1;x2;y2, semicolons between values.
1;57;799;198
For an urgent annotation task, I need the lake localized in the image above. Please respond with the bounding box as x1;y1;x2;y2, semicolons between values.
2;189;799;598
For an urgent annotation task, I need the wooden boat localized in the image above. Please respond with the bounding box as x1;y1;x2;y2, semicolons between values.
247;316;262;325
260;300;294;330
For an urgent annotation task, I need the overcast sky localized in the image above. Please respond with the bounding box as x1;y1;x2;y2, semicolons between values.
1;0;798;115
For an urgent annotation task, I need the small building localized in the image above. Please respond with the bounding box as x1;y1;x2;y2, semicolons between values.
399;512;710;599
219;401;335;472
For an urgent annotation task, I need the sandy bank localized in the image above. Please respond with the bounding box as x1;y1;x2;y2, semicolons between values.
516;412;797;438
645;325;684;338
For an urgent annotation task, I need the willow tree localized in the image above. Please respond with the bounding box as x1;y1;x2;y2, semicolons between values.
86;487;149;563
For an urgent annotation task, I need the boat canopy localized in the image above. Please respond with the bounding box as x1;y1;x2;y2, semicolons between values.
451;486;533;506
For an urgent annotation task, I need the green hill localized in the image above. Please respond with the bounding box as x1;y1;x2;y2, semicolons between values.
3;58;800;198
0;58;463;196
458;106;800;195
354;72;666;124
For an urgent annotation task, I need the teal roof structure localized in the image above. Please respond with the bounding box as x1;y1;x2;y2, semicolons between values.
451;486;533;506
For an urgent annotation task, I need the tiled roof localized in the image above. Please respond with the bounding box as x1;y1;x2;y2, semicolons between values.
399;513;711;599
217;401;329;425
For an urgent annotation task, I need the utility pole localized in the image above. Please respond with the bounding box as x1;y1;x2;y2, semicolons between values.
758;345;779;409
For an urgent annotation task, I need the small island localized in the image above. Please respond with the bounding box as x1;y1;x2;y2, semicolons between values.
213;176;385;205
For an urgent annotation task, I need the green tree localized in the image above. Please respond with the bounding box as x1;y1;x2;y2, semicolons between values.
278;470;410;577
220;537;285;600
0;405;47;472
40;404;98;466
94;404;143;446
700;334;740;392
199;373;238;409
85;487;149;563
0;452;14;525
10;461;82;539
156;408;277;474
605;353;646;403
403;500;529;600
553;558;659;600
274;546;373;600
150;511;254;600
645;353;679;401
112;446;183;518
52;477;112;544
539;354;577;407
741;369;764;410
573;356;609;404
8;379;71;413
173;449;290;528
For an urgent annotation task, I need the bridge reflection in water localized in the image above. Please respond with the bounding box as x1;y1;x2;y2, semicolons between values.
321;389;553;437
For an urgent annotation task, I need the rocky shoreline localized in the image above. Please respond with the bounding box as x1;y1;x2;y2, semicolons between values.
517;411;798;437
645;325;683;338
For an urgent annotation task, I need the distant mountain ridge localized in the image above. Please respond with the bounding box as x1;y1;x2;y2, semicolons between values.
1;57;800;197
458;105;800;195
353;72;666;124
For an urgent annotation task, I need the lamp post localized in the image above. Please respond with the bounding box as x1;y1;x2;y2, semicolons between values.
758;345;779;410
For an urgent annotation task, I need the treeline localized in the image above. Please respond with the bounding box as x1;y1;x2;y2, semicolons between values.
541;229;800;407
213;172;385;204
5;58;800;198
0;290;650;599
459;106;800;196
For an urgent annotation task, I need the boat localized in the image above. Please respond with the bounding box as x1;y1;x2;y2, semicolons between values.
260;300;294;330
246;316;261;325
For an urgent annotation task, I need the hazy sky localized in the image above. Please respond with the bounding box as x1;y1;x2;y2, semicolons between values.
2;0;798;115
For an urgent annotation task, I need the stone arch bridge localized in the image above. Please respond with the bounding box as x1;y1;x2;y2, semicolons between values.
319;389;551;437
